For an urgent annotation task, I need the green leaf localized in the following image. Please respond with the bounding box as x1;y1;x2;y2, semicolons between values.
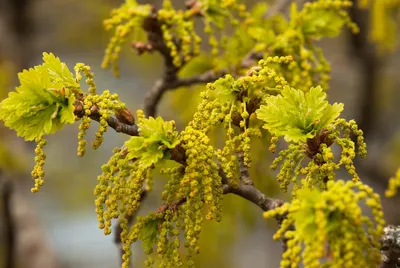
0;53;78;141
138;217;161;255
256;86;343;142
140;148;164;168
250;2;269;19
124;116;180;168
42;52;76;86
301;10;345;38
211;75;236;103
292;188;322;239
202;0;230;29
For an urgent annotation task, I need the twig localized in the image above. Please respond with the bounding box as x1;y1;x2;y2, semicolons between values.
92;113;139;136
74;102;139;136
1;175;14;268
222;183;284;212
238;152;253;185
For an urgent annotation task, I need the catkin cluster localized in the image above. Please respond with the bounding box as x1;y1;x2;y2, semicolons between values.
31;136;47;192
102;0;249;76
180;126;222;240
158;0;201;67
264;180;385;268
102;1;152;76
112;124;225;267
75;63;127;156
94;147;149;237
123;210;183;268
257;0;358;91
188;56;292;183
270;117;367;193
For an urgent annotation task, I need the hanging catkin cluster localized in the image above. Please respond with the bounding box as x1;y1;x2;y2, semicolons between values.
31;136;47;192
74;63;129;156
102;0;248;76
94;147;149;236
264;180;385;268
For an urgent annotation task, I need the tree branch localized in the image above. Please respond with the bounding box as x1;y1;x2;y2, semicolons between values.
238;152;253;186
348;1;382;138
222;183;284;212
7;179;59;268
74;101;140;136
1;175;14;268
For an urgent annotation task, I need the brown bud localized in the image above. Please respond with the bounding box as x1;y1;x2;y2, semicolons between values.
115;108;135;125
73;100;84;117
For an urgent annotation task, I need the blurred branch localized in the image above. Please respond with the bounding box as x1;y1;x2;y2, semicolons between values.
1;175;14;268
3;179;59;268
348;0;382;138
0;0;33;69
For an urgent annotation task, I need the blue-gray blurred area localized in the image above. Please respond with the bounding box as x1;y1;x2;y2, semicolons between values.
0;0;399;268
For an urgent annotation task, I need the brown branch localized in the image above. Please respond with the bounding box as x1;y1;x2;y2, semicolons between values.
222;183;284;212
156;180;284;217
238;152;253;185
1;175;14;268
157;197;187;215
348;1;383;138
74;101;139;136
8;179;59;268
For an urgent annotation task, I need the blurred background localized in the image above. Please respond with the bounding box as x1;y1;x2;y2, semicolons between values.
0;0;399;267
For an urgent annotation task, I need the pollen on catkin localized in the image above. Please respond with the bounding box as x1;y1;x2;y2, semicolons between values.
264;180;385;268
31;136;47;192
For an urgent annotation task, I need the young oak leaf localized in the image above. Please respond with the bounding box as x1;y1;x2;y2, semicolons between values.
256;85;343;142
125;116;180;168
138;216;161;255
301;9;346;39
0;53;78;141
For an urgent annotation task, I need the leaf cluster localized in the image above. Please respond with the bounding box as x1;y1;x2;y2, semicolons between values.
256;86;343;143
0;53;78;141
125;115;180;169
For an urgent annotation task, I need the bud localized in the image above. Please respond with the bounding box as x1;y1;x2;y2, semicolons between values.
115;108;135;125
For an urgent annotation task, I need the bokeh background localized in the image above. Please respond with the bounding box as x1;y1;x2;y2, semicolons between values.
0;0;399;267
